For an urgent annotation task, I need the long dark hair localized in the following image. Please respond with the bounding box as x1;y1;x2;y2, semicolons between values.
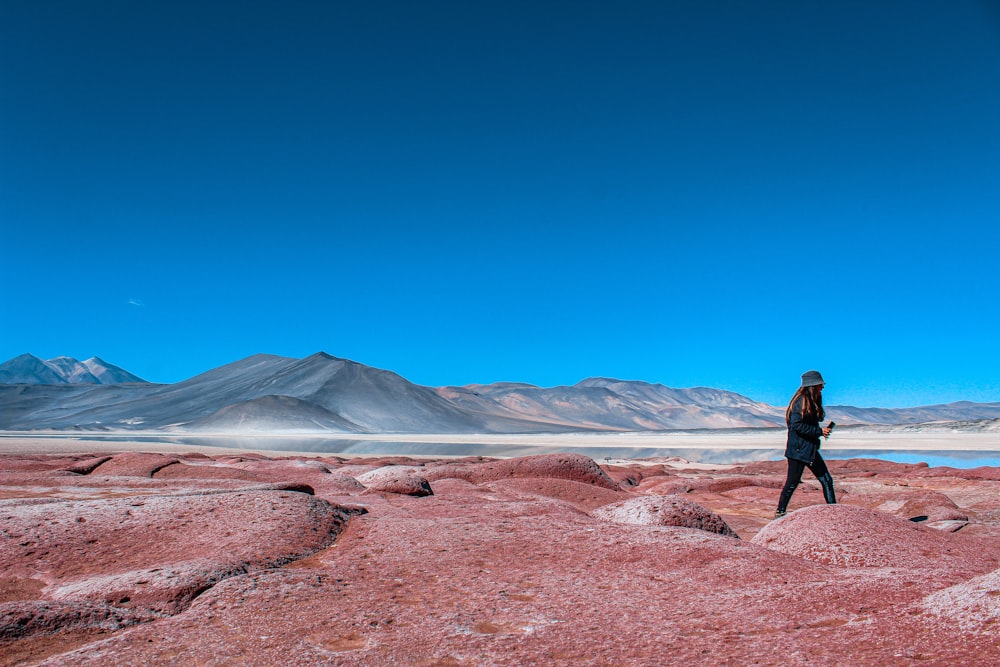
786;385;824;424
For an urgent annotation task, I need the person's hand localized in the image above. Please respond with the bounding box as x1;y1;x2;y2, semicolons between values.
822;427;832;438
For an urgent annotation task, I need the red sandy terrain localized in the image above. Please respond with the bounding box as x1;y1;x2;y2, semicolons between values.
1;451;999;666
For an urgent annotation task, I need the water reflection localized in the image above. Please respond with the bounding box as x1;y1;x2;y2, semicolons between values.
61;435;1000;468
823;450;1000;469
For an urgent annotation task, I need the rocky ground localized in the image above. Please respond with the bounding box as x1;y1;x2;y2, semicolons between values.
1;450;999;666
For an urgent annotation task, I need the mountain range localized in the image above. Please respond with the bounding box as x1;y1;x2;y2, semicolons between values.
0;354;146;385
1;352;998;433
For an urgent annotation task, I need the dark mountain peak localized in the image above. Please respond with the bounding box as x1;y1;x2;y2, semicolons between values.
300;353;402;379
239;353;291;364
931;400;1000;409
0;354;150;385
463;382;539;391
6;353;44;364
577;377;664;389
578;377;619;385
0;354;67;385
294;352;360;372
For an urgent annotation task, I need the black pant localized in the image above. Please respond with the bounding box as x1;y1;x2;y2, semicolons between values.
777;453;836;513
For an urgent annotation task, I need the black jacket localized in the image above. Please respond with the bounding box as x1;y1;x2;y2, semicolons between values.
784;397;824;464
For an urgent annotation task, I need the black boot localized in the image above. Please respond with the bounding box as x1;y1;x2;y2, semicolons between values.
776;481;797;517
818;472;836;504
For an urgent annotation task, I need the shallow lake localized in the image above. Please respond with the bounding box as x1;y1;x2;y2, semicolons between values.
49;434;1000;469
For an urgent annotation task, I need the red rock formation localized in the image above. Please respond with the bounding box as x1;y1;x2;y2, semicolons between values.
592;495;739;537
422;452;619;488
1;450;998;666
87;452;180;477
356;466;434;496
752;503;985;572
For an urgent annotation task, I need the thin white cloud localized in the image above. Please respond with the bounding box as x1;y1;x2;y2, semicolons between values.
128;298;145;307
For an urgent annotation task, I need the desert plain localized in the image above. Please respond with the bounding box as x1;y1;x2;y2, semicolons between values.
1;430;999;666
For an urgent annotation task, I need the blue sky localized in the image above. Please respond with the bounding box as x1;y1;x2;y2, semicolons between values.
1;1;998;408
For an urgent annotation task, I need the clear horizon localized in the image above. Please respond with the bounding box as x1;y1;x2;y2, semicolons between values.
2;1;998;410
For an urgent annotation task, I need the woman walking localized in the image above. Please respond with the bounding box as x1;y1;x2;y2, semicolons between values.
775;370;836;518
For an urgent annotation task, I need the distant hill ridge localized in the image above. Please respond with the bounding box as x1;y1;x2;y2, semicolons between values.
0;352;998;433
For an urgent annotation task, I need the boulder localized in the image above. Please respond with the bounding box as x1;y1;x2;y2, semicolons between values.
357;467;433;497
591;495;739;537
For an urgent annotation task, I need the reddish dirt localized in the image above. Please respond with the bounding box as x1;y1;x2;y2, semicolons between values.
1;451;998;666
